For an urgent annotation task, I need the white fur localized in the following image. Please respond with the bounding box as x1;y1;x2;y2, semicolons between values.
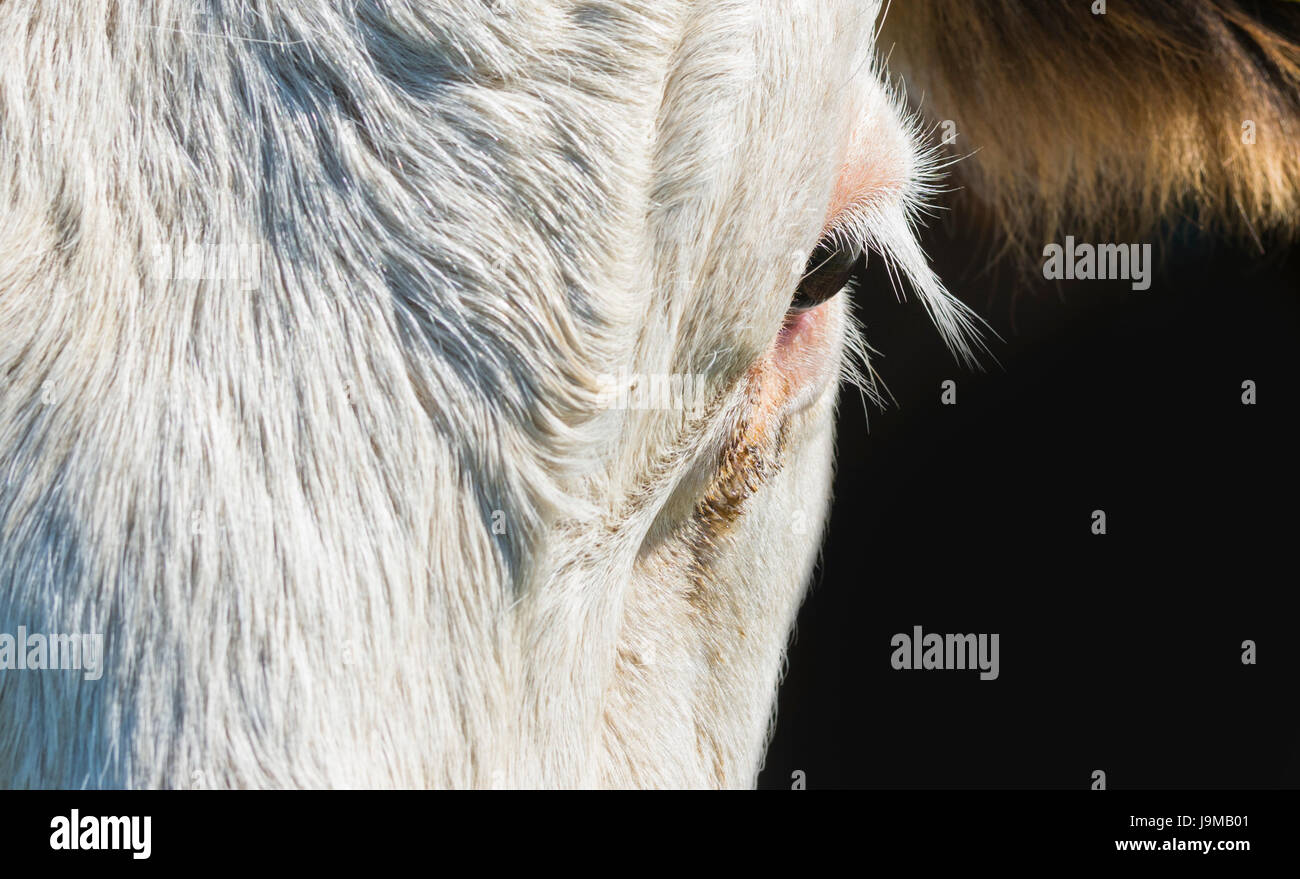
0;0;955;788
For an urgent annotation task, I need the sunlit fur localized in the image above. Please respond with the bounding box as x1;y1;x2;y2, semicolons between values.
0;0;946;789
881;0;1300;249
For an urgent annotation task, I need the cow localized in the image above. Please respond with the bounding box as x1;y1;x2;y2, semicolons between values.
1;0;1296;788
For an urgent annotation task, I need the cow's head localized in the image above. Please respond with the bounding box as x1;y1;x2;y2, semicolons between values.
1;0;1296;789
457;0;987;785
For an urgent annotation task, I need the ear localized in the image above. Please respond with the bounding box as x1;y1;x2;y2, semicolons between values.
879;0;1300;247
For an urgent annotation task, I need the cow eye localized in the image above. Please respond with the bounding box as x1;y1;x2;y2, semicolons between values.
791;239;863;312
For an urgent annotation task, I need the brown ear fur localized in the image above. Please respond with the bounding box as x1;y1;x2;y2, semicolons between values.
879;0;1300;247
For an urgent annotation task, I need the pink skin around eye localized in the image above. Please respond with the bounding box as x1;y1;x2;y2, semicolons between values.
760;112;911;418
826;114;912;232
768;300;843;413
742;265;844;426
756;151;867;416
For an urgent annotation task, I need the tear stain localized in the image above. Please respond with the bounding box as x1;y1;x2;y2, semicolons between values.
686;366;790;617
693;412;787;533
693;365;790;534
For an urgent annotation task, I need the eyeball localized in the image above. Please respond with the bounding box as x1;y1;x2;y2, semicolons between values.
791;239;863;312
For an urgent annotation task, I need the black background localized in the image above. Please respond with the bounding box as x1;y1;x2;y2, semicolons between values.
758;219;1300;790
